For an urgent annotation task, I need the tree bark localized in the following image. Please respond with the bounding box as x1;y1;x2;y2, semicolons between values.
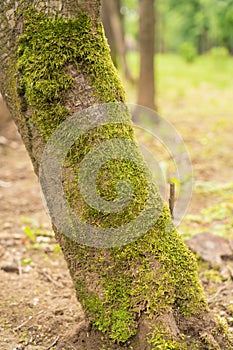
0;1;232;349
101;0;118;67
137;0;156;111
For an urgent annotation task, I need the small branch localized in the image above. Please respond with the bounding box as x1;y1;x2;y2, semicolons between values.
13;315;33;331
169;182;175;219
39;270;63;288
46;336;60;350
208;282;231;302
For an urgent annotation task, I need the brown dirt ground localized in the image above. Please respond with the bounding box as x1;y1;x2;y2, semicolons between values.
1;90;233;349
0;118;87;350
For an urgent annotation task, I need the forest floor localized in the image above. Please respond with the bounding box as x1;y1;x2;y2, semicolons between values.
1;54;233;349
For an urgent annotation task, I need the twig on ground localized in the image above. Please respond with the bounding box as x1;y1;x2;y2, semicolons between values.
13;310;43;332
208;282;231;302
13;315;33;331
39;269;63;288
16;257;22;276
46;336;59;350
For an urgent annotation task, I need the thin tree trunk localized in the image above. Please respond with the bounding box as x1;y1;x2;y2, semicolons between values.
137;0;156;111
101;0;133;81
101;0;118;68
0;1;232;349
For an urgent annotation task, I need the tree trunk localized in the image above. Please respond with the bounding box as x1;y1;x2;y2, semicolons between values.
101;0;118;67
101;0;133;82
137;0;156;111
0;1;232;349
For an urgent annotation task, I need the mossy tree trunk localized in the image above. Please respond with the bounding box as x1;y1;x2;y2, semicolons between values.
0;1;232;349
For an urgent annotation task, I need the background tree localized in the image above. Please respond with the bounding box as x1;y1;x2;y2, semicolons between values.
137;0;156;111
101;0;133;81
0;0;232;348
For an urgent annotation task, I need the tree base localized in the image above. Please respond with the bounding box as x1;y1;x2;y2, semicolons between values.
60;311;233;350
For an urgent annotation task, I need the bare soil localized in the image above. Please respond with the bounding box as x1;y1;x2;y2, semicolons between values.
0;120;86;350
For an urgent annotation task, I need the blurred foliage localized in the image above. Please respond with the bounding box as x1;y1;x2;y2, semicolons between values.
119;52;233;244
209;46;229;62
121;0;138;43
121;0;233;55
179;42;198;63
158;0;233;54
123;52;233;103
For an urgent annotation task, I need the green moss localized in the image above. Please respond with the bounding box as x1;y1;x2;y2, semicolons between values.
17;8;125;139
214;315;233;347
76;268;137;342
74;207;208;344
65;136;207;343
148;326;187;350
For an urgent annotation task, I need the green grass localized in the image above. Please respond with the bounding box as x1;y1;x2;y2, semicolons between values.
123;52;233;103
157;53;233;91
179;181;233;240
123;52;233;94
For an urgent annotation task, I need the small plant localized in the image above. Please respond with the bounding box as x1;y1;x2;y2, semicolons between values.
23;225;36;243
179;42;197;63
20;258;32;265
209;46;229;61
21;216;58;251
148;326;187;349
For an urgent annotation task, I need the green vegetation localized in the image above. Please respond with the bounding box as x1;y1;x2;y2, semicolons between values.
123;0;233;54
179;42;197;63
148;326;187;350
121;52;233;244
21;216;59;251
124;52;233;98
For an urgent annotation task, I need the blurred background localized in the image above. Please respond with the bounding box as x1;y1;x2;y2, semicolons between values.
1;3;233;346
101;0;233;238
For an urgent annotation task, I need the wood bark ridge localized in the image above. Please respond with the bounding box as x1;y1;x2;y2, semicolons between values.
0;1;232;349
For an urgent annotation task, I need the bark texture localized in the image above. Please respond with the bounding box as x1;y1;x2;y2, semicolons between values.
0;1;232;349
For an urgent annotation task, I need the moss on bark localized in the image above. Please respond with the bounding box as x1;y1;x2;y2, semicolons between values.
17;9;125;139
